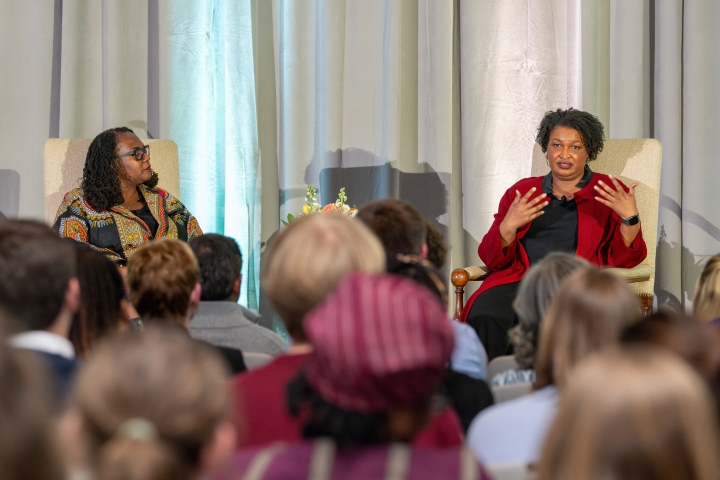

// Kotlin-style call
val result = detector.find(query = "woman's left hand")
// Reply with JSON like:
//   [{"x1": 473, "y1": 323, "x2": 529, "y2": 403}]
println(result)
[{"x1": 593, "y1": 175, "x2": 639, "y2": 220}]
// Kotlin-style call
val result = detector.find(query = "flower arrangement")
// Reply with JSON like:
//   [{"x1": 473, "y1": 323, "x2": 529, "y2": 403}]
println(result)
[{"x1": 282, "y1": 186, "x2": 357, "y2": 225}]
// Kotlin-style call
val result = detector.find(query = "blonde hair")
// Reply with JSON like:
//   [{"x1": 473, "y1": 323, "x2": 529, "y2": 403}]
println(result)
[
  {"x1": 537, "y1": 348, "x2": 720, "y2": 480},
  {"x1": 693, "y1": 253, "x2": 720, "y2": 322},
  {"x1": 71, "y1": 325, "x2": 230, "y2": 480},
  {"x1": 261, "y1": 213, "x2": 385, "y2": 341},
  {"x1": 534, "y1": 267, "x2": 641, "y2": 389},
  {"x1": 127, "y1": 238, "x2": 199, "y2": 324}
]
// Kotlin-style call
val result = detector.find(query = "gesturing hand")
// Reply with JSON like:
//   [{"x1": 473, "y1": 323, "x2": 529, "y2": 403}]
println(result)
[
  {"x1": 593, "y1": 175, "x2": 639, "y2": 220},
  {"x1": 499, "y1": 187, "x2": 549, "y2": 246}
]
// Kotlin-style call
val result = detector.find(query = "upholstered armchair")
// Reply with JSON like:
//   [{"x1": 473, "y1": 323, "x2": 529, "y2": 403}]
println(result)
[
  {"x1": 452, "y1": 139, "x2": 662, "y2": 319},
  {"x1": 43, "y1": 138, "x2": 181, "y2": 224}
]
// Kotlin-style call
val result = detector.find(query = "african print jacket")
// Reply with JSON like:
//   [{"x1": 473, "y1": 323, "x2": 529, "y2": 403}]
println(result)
[{"x1": 53, "y1": 185, "x2": 202, "y2": 265}]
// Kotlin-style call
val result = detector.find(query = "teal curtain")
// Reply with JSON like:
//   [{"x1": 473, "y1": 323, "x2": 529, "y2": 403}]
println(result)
[{"x1": 167, "y1": 0, "x2": 261, "y2": 310}]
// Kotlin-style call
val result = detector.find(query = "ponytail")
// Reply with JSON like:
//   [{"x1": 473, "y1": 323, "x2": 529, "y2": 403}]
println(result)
[{"x1": 95, "y1": 418, "x2": 199, "y2": 480}]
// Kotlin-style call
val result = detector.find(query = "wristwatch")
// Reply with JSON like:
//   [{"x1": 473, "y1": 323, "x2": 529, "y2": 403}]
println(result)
[{"x1": 621, "y1": 214, "x2": 640, "y2": 226}]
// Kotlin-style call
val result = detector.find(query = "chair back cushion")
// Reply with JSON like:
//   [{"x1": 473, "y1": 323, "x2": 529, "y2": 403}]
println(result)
[
  {"x1": 0, "y1": 169, "x2": 20, "y2": 218},
  {"x1": 487, "y1": 355, "x2": 520, "y2": 379},
  {"x1": 43, "y1": 138, "x2": 180, "y2": 223},
  {"x1": 532, "y1": 139, "x2": 662, "y2": 294}
]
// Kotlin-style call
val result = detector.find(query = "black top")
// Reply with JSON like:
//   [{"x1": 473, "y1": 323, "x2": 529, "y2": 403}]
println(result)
[
  {"x1": 131, "y1": 203, "x2": 159, "y2": 238},
  {"x1": 519, "y1": 165, "x2": 594, "y2": 265}
]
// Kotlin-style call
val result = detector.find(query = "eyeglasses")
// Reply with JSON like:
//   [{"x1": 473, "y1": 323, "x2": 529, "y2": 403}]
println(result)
[{"x1": 117, "y1": 145, "x2": 150, "y2": 161}]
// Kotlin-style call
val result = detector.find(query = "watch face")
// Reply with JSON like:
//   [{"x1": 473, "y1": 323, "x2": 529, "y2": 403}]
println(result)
[{"x1": 625, "y1": 215, "x2": 640, "y2": 226}]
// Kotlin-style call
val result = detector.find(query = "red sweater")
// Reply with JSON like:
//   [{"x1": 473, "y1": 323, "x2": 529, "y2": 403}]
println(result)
[
  {"x1": 461, "y1": 173, "x2": 647, "y2": 323},
  {"x1": 232, "y1": 353, "x2": 463, "y2": 449}
]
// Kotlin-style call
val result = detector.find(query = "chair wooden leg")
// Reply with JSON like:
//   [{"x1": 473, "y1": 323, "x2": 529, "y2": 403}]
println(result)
[{"x1": 638, "y1": 294, "x2": 653, "y2": 317}]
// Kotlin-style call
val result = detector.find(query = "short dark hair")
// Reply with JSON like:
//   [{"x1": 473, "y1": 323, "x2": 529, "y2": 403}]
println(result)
[
  {"x1": 0, "y1": 220, "x2": 76, "y2": 331},
  {"x1": 536, "y1": 108, "x2": 606, "y2": 161},
  {"x1": 356, "y1": 199, "x2": 426, "y2": 256},
  {"x1": 189, "y1": 234, "x2": 242, "y2": 301}
]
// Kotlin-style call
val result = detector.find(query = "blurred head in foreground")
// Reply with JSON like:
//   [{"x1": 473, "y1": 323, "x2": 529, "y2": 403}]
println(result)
[
  {"x1": 0, "y1": 343, "x2": 63, "y2": 480},
  {"x1": 621, "y1": 309, "x2": 720, "y2": 414},
  {"x1": 538, "y1": 348, "x2": 720, "y2": 480},
  {"x1": 356, "y1": 198, "x2": 427, "y2": 257},
  {"x1": 534, "y1": 267, "x2": 641, "y2": 389},
  {"x1": 288, "y1": 273, "x2": 454, "y2": 446},
  {"x1": 694, "y1": 253, "x2": 720, "y2": 322},
  {"x1": 0, "y1": 219, "x2": 78, "y2": 335},
  {"x1": 61, "y1": 325, "x2": 235, "y2": 480},
  {"x1": 261, "y1": 213, "x2": 385, "y2": 343},
  {"x1": 71, "y1": 246, "x2": 127, "y2": 357},
  {"x1": 509, "y1": 253, "x2": 590, "y2": 369}
]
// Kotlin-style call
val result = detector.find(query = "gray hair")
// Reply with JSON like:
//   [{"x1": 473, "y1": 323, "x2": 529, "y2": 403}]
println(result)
[{"x1": 509, "y1": 253, "x2": 590, "y2": 368}]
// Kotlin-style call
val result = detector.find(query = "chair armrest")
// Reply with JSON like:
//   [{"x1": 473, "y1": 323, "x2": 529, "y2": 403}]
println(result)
[
  {"x1": 451, "y1": 266, "x2": 490, "y2": 320},
  {"x1": 603, "y1": 264, "x2": 653, "y2": 284},
  {"x1": 451, "y1": 265, "x2": 490, "y2": 288}
]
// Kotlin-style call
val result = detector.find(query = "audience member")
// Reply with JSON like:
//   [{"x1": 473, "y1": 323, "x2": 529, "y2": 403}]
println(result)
[
  {"x1": 219, "y1": 273, "x2": 490, "y2": 480},
  {"x1": 126, "y1": 237, "x2": 246, "y2": 374},
  {"x1": 621, "y1": 310, "x2": 720, "y2": 411},
  {"x1": 356, "y1": 198, "x2": 428, "y2": 258},
  {"x1": 357, "y1": 198, "x2": 489, "y2": 381},
  {"x1": 70, "y1": 245, "x2": 128, "y2": 357},
  {"x1": 693, "y1": 253, "x2": 720, "y2": 322},
  {"x1": 424, "y1": 218, "x2": 448, "y2": 269},
  {"x1": 537, "y1": 348, "x2": 720, "y2": 480},
  {"x1": 188, "y1": 233, "x2": 286, "y2": 356},
  {"x1": 53, "y1": 127, "x2": 202, "y2": 265},
  {"x1": 60, "y1": 325, "x2": 236, "y2": 480},
  {"x1": 466, "y1": 267, "x2": 641, "y2": 466},
  {"x1": 493, "y1": 253, "x2": 589, "y2": 387},
  {"x1": 0, "y1": 342, "x2": 64, "y2": 480},
  {"x1": 232, "y1": 213, "x2": 385, "y2": 448},
  {"x1": 0, "y1": 219, "x2": 80, "y2": 398},
  {"x1": 386, "y1": 253, "x2": 494, "y2": 432}
]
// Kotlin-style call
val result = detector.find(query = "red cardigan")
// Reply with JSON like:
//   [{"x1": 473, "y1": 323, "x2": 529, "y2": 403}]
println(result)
[{"x1": 460, "y1": 173, "x2": 647, "y2": 323}]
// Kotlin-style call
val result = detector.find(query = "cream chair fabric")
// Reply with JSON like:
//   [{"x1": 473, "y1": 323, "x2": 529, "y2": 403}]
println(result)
[
  {"x1": 43, "y1": 138, "x2": 181, "y2": 224},
  {"x1": 531, "y1": 139, "x2": 662, "y2": 297},
  {"x1": 487, "y1": 355, "x2": 520, "y2": 380}
]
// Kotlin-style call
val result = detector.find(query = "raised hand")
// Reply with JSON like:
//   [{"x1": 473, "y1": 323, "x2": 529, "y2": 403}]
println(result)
[
  {"x1": 499, "y1": 187, "x2": 549, "y2": 246},
  {"x1": 593, "y1": 175, "x2": 639, "y2": 220}
]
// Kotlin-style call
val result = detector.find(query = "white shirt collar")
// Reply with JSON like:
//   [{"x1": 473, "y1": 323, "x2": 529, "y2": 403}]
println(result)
[{"x1": 8, "y1": 331, "x2": 75, "y2": 359}]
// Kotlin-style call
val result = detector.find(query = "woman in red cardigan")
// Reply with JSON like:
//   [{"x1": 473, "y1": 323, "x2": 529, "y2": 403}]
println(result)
[{"x1": 464, "y1": 109, "x2": 647, "y2": 359}]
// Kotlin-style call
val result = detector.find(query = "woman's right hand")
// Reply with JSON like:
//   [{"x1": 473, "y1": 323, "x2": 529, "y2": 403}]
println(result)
[{"x1": 499, "y1": 187, "x2": 549, "y2": 246}]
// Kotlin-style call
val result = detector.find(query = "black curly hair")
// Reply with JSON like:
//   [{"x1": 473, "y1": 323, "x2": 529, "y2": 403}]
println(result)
[
  {"x1": 81, "y1": 127, "x2": 159, "y2": 211},
  {"x1": 535, "y1": 108, "x2": 605, "y2": 161}
]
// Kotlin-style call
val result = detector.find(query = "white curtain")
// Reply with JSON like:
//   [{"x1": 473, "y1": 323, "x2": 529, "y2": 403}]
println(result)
[
  {"x1": 582, "y1": 0, "x2": 720, "y2": 309},
  {"x1": 254, "y1": 0, "x2": 460, "y2": 292}
]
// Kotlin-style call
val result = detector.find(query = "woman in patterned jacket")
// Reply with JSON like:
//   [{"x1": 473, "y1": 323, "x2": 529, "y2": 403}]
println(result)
[{"x1": 54, "y1": 127, "x2": 202, "y2": 265}]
